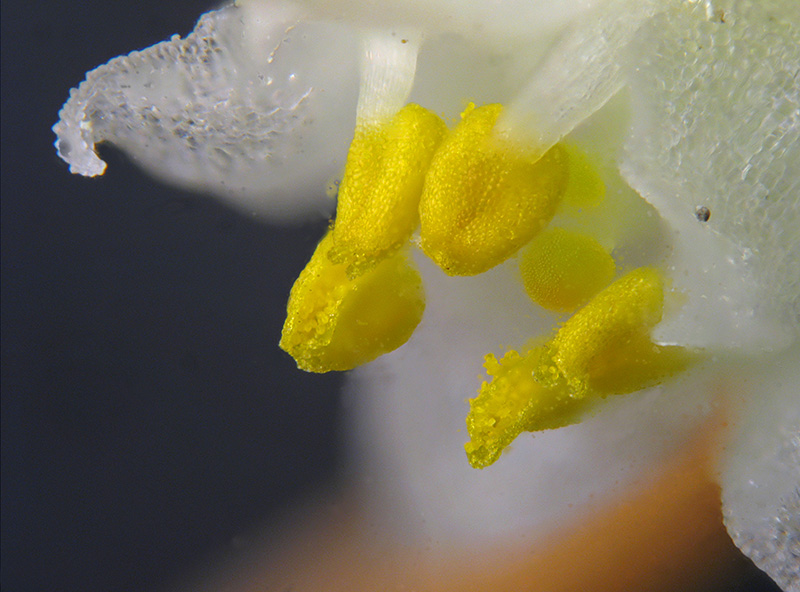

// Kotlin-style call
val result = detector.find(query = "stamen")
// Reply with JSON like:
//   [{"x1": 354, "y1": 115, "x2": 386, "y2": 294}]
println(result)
[
  {"x1": 280, "y1": 231, "x2": 425, "y2": 372},
  {"x1": 329, "y1": 103, "x2": 447, "y2": 277},
  {"x1": 519, "y1": 228, "x2": 615, "y2": 312},
  {"x1": 420, "y1": 103, "x2": 568, "y2": 276},
  {"x1": 467, "y1": 267, "x2": 697, "y2": 468},
  {"x1": 280, "y1": 31, "x2": 432, "y2": 370},
  {"x1": 536, "y1": 267, "x2": 666, "y2": 396}
]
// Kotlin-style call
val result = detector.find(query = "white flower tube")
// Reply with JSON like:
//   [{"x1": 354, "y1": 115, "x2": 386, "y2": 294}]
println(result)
[{"x1": 55, "y1": 0, "x2": 799, "y2": 589}]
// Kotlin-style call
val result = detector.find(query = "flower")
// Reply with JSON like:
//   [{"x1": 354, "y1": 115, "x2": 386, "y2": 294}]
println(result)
[{"x1": 54, "y1": 0, "x2": 799, "y2": 589}]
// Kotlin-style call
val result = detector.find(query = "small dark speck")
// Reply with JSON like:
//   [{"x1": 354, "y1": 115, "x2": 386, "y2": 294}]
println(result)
[
  {"x1": 401, "y1": 39, "x2": 408, "y2": 44},
  {"x1": 695, "y1": 206, "x2": 711, "y2": 222}
]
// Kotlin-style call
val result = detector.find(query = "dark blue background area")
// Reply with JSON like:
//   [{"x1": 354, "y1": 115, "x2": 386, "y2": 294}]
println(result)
[
  {"x1": 2, "y1": 3, "x2": 342, "y2": 591},
  {"x1": 0, "y1": 2, "x2": 785, "y2": 592}
]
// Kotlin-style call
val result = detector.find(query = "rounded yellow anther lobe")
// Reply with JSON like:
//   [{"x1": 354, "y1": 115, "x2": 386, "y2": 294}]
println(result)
[
  {"x1": 280, "y1": 231, "x2": 425, "y2": 373},
  {"x1": 520, "y1": 228, "x2": 615, "y2": 312},
  {"x1": 419, "y1": 103, "x2": 568, "y2": 276},
  {"x1": 329, "y1": 103, "x2": 447, "y2": 277},
  {"x1": 537, "y1": 267, "x2": 665, "y2": 396}
]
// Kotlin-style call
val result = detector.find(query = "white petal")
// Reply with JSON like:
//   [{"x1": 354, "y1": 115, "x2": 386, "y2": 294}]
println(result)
[
  {"x1": 719, "y1": 345, "x2": 800, "y2": 590},
  {"x1": 620, "y1": 0, "x2": 800, "y2": 351},
  {"x1": 53, "y1": 3, "x2": 360, "y2": 220},
  {"x1": 294, "y1": 0, "x2": 604, "y2": 48}
]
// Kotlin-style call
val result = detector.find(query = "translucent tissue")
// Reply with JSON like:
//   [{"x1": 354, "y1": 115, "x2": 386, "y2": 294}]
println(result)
[{"x1": 53, "y1": 3, "x2": 360, "y2": 219}]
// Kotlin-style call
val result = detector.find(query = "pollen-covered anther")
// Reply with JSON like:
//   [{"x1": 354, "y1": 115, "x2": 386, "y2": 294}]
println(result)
[
  {"x1": 329, "y1": 103, "x2": 447, "y2": 277},
  {"x1": 536, "y1": 267, "x2": 671, "y2": 396},
  {"x1": 519, "y1": 227, "x2": 615, "y2": 312},
  {"x1": 280, "y1": 231, "x2": 425, "y2": 373},
  {"x1": 467, "y1": 267, "x2": 698, "y2": 469},
  {"x1": 419, "y1": 103, "x2": 568, "y2": 276},
  {"x1": 465, "y1": 346, "x2": 588, "y2": 469}
]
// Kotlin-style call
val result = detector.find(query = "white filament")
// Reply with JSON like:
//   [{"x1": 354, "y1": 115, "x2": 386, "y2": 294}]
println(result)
[{"x1": 355, "y1": 31, "x2": 421, "y2": 127}]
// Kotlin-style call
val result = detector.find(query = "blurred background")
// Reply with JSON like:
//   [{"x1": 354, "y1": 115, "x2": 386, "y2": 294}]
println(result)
[
  {"x1": 0, "y1": 2, "x2": 784, "y2": 591},
  {"x1": 2, "y1": 2, "x2": 343, "y2": 591}
]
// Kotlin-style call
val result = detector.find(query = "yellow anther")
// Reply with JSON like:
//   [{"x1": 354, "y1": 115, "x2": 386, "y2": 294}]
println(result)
[
  {"x1": 536, "y1": 267, "x2": 665, "y2": 396},
  {"x1": 560, "y1": 143, "x2": 606, "y2": 210},
  {"x1": 280, "y1": 231, "x2": 425, "y2": 373},
  {"x1": 465, "y1": 346, "x2": 589, "y2": 469},
  {"x1": 419, "y1": 103, "x2": 568, "y2": 276},
  {"x1": 586, "y1": 331, "x2": 698, "y2": 395},
  {"x1": 519, "y1": 227, "x2": 615, "y2": 312},
  {"x1": 466, "y1": 267, "x2": 697, "y2": 468},
  {"x1": 329, "y1": 103, "x2": 447, "y2": 277}
]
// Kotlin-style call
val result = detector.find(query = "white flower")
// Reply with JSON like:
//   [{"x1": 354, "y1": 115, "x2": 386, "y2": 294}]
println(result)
[{"x1": 54, "y1": 0, "x2": 799, "y2": 589}]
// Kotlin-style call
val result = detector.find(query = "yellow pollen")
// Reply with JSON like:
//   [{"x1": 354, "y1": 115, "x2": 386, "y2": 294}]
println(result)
[
  {"x1": 280, "y1": 231, "x2": 425, "y2": 373},
  {"x1": 276, "y1": 100, "x2": 695, "y2": 468},
  {"x1": 329, "y1": 103, "x2": 447, "y2": 277},
  {"x1": 519, "y1": 227, "x2": 615, "y2": 312},
  {"x1": 536, "y1": 267, "x2": 666, "y2": 396},
  {"x1": 465, "y1": 346, "x2": 589, "y2": 469},
  {"x1": 466, "y1": 268, "x2": 697, "y2": 468},
  {"x1": 419, "y1": 103, "x2": 568, "y2": 276}
]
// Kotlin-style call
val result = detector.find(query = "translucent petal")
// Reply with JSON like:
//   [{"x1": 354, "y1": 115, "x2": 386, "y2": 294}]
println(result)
[
  {"x1": 620, "y1": 0, "x2": 800, "y2": 351},
  {"x1": 293, "y1": 0, "x2": 604, "y2": 48},
  {"x1": 719, "y1": 345, "x2": 800, "y2": 591},
  {"x1": 53, "y1": 3, "x2": 360, "y2": 219}
]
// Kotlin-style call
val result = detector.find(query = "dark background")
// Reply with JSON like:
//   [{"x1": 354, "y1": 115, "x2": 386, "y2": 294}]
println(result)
[
  {"x1": 2, "y1": 2, "x2": 342, "y2": 591},
  {"x1": 0, "y1": 2, "x2": 784, "y2": 592}
]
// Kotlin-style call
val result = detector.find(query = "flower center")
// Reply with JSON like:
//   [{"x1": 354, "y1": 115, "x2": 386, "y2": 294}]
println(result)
[{"x1": 280, "y1": 101, "x2": 697, "y2": 467}]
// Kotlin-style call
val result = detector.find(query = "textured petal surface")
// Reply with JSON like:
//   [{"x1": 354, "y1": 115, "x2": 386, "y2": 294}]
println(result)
[
  {"x1": 54, "y1": 3, "x2": 360, "y2": 219},
  {"x1": 719, "y1": 345, "x2": 800, "y2": 591},
  {"x1": 621, "y1": 0, "x2": 800, "y2": 350}
]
